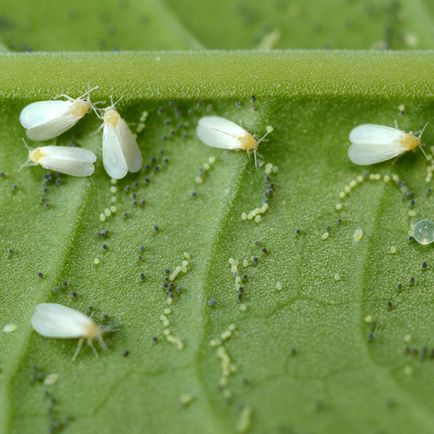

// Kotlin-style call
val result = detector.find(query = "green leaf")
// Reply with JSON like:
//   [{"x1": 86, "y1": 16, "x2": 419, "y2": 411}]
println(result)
[
  {"x1": 0, "y1": 51, "x2": 434, "y2": 434},
  {"x1": 0, "y1": 0, "x2": 433, "y2": 51}
]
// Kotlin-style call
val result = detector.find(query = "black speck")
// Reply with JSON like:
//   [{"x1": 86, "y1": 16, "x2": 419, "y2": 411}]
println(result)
[
  {"x1": 208, "y1": 299, "x2": 217, "y2": 307},
  {"x1": 123, "y1": 350, "x2": 130, "y2": 358}
]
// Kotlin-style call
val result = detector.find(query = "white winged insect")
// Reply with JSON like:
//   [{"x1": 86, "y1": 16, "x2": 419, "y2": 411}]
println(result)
[
  {"x1": 196, "y1": 116, "x2": 273, "y2": 167},
  {"x1": 348, "y1": 123, "x2": 428, "y2": 166},
  {"x1": 31, "y1": 303, "x2": 110, "y2": 361},
  {"x1": 19, "y1": 86, "x2": 99, "y2": 141},
  {"x1": 99, "y1": 101, "x2": 143, "y2": 179},
  {"x1": 21, "y1": 140, "x2": 96, "y2": 177}
]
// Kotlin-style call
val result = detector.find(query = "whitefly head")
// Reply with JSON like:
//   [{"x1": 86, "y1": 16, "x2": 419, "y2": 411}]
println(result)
[
  {"x1": 103, "y1": 106, "x2": 121, "y2": 127},
  {"x1": 28, "y1": 147, "x2": 44, "y2": 164}
]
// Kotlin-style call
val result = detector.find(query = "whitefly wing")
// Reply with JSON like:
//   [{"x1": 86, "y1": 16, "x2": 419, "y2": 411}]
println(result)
[
  {"x1": 20, "y1": 101, "x2": 73, "y2": 129},
  {"x1": 117, "y1": 118, "x2": 142, "y2": 173},
  {"x1": 26, "y1": 113, "x2": 82, "y2": 141},
  {"x1": 41, "y1": 146, "x2": 97, "y2": 163},
  {"x1": 38, "y1": 146, "x2": 96, "y2": 176},
  {"x1": 348, "y1": 124, "x2": 407, "y2": 165},
  {"x1": 350, "y1": 124, "x2": 404, "y2": 145},
  {"x1": 31, "y1": 303, "x2": 93, "y2": 338},
  {"x1": 39, "y1": 156, "x2": 95, "y2": 177},
  {"x1": 103, "y1": 123, "x2": 128, "y2": 179},
  {"x1": 197, "y1": 116, "x2": 247, "y2": 150}
]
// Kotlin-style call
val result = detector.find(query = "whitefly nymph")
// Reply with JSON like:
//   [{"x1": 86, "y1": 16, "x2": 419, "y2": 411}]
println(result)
[
  {"x1": 31, "y1": 303, "x2": 109, "y2": 361},
  {"x1": 196, "y1": 116, "x2": 273, "y2": 166},
  {"x1": 19, "y1": 86, "x2": 99, "y2": 141},
  {"x1": 348, "y1": 123, "x2": 428, "y2": 165},
  {"x1": 22, "y1": 141, "x2": 96, "y2": 177}
]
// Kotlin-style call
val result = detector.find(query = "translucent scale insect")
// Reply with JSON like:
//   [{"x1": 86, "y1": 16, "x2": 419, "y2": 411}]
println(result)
[
  {"x1": 31, "y1": 303, "x2": 109, "y2": 361},
  {"x1": 21, "y1": 140, "x2": 96, "y2": 177},
  {"x1": 348, "y1": 123, "x2": 428, "y2": 166},
  {"x1": 19, "y1": 86, "x2": 99, "y2": 141},
  {"x1": 196, "y1": 116, "x2": 273, "y2": 166}
]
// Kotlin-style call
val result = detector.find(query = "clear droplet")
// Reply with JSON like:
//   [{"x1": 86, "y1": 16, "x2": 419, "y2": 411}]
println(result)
[{"x1": 413, "y1": 219, "x2": 434, "y2": 245}]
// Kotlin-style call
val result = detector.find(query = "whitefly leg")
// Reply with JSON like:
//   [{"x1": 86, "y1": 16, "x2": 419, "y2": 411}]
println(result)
[{"x1": 72, "y1": 338, "x2": 85, "y2": 361}]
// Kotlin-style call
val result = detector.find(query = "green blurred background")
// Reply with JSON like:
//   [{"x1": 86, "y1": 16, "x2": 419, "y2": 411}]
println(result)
[{"x1": 0, "y1": 0, "x2": 432, "y2": 51}]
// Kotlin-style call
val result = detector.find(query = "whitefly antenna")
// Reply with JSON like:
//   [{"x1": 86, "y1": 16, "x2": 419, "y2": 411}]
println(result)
[
  {"x1": 418, "y1": 122, "x2": 429, "y2": 138},
  {"x1": 18, "y1": 138, "x2": 33, "y2": 171},
  {"x1": 257, "y1": 125, "x2": 274, "y2": 144},
  {"x1": 79, "y1": 85, "x2": 100, "y2": 100},
  {"x1": 418, "y1": 122, "x2": 430, "y2": 161},
  {"x1": 110, "y1": 95, "x2": 123, "y2": 108}
]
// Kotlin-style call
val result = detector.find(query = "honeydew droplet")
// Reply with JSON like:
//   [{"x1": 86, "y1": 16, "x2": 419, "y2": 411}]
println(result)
[{"x1": 413, "y1": 219, "x2": 434, "y2": 245}]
